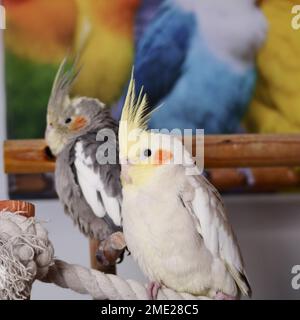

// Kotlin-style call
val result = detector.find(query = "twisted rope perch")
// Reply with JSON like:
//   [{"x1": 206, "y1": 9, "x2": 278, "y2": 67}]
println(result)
[
  {"x1": 42, "y1": 260, "x2": 207, "y2": 300},
  {"x1": 0, "y1": 211, "x2": 208, "y2": 300}
]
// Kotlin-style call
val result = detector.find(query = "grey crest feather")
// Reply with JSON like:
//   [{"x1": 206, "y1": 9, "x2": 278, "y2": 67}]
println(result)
[{"x1": 48, "y1": 56, "x2": 81, "y2": 111}]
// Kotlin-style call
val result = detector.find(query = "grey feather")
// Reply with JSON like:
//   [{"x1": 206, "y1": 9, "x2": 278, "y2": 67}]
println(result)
[
  {"x1": 48, "y1": 57, "x2": 81, "y2": 111},
  {"x1": 55, "y1": 113, "x2": 122, "y2": 240}
]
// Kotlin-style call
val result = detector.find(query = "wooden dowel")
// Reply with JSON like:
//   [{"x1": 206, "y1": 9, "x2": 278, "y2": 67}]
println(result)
[
  {"x1": 202, "y1": 134, "x2": 300, "y2": 168},
  {"x1": 208, "y1": 167, "x2": 300, "y2": 192},
  {"x1": 4, "y1": 134, "x2": 300, "y2": 174},
  {"x1": 4, "y1": 139, "x2": 55, "y2": 174}
]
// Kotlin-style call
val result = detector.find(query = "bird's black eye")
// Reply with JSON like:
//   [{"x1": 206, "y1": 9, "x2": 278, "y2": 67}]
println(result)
[
  {"x1": 65, "y1": 118, "x2": 72, "y2": 124},
  {"x1": 143, "y1": 149, "x2": 152, "y2": 158}
]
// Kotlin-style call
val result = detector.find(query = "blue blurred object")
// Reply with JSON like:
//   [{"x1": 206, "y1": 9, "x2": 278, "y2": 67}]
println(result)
[
  {"x1": 114, "y1": 0, "x2": 267, "y2": 134},
  {"x1": 135, "y1": 0, "x2": 162, "y2": 44}
]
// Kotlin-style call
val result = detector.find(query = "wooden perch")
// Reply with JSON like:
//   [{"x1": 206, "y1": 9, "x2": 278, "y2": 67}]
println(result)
[
  {"x1": 4, "y1": 139, "x2": 55, "y2": 174},
  {"x1": 210, "y1": 167, "x2": 300, "y2": 192},
  {"x1": 201, "y1": 134, "x2": 300, "y2": 168},
  {"x1": 4, "y1": 134, "x2": 300, "y2": 174}
]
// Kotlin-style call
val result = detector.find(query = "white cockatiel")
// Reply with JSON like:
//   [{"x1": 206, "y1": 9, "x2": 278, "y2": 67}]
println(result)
[{"x1": 118, "y1": 77, "x2": 251, "y2": 299}]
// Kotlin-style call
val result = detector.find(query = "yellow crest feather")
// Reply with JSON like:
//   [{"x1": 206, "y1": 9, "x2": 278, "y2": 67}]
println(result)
[
  {"x1": 119, "y1": 72, "x2": 157, "y2": 157},
  {"x1": 120, "y1": 72, "x2": 151, "y2": 132}
]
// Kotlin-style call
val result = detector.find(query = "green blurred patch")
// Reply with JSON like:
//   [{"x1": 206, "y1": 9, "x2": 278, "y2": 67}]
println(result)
[{"x1": 6, "y1": 50, "x2": 58, "y2": 139}]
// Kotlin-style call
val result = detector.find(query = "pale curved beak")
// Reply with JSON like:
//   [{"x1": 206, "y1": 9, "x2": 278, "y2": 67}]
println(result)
[{"x1": 44, "y1": 127, "x2": 62, "y2": 156}]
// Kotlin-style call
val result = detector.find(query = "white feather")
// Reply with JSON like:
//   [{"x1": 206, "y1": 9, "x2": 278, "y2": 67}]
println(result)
[
  {"x1": 182, "y1": 166, "x2": 250, "y2": 296},
  {"x1": 74, "y1": 142, "x2": 121, "y2": 226},
  {"x1": 188, "y1": 176, "x2": 244, "y2": 272}
]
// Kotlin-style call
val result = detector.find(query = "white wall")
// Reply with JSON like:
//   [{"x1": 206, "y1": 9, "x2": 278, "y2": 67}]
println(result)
[
  {"x1": 1, "y1": 28, "x2": 300, "y2": 301},
  {"x1": 227, "y1": 194, "x2": 300, "y2": 300}
]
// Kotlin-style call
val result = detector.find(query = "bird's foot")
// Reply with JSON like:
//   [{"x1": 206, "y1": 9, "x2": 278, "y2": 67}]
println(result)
[
  {"x1": 96, "y1": 232, "x2": 126, "y2": 266},
  {"x1": 214, "y1": 291, "x2": 237, "y2": 300},
  {"x1": 147, "y1": 282, "x2": 161, "y2": 300},
  {"x1": 237, "y1": 168, "x2": 256, "y2": 187}
]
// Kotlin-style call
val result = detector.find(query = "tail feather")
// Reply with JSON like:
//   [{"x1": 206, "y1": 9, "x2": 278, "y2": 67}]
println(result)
[{"x1": 228, "y1": 265, "x2": 252, "y2": 297}]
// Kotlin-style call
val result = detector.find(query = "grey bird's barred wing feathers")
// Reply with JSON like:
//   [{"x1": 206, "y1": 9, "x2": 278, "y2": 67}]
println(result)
[
  {"x1": 55, "y1": 142, "x2": 117, "y2": 240},
  {"x1": 74, "y1": 140, "x2": 122, "y2": 227},
  {"x1": 55, "y1": 112, "x2": 122, "y2": 240},
  {"x1": 180, "y1": 173, "x2": 251, "y2": 297}
]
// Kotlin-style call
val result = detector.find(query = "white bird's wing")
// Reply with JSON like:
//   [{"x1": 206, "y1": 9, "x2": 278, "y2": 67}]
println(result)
[
  {"x1": 180, "y1": 172, "x2": 251, "y2": 296},
  {"x1": 74, "y1": 141, "x2": 122, "y2": 227}
]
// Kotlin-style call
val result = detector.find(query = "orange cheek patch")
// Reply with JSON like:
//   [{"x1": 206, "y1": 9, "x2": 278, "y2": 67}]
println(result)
[
  {"x1": 154, "y1": 149, "x2": 173, "y2": 165},
  {"x1": 70, "y1": 116, "x2": 87, "y2": 131}
]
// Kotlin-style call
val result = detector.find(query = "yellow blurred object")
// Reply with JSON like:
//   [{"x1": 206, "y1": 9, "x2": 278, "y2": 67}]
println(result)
[
  {"x1": 245, "y1": 0, "x2": 300, "y2": 133},
  {"x1": 5, "y1": 0, "x2": 140, "y2": 105},
  {"x1": 4, "y1": 0, "x2": 76, "y2": 64},
  {"x1": 71, "y1": 0, "x2": 141, "y2": 105}
]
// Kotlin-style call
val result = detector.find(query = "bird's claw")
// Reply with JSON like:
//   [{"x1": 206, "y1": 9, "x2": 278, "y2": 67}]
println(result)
[
  {"x1": 96, "y1": 232, "x2": 126, "y2": 266},
  {"x1": 147, "y1": 282, "x2": 161, "y2": 300},
  {"x1": 214, "y1": 291, "x2": 237, "y2": 300}
]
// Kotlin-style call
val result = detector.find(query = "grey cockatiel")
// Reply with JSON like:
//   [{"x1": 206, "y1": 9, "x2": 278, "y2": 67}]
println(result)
[
  {"x1": 45, "y1": 58, "x2": 123, "y2": 258},
  {"x1": 118, "y1": 77, "x2": 251, "y2": 299}
]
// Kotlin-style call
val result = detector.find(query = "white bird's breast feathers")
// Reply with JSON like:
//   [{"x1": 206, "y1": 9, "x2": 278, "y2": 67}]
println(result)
[
  {"x1": 121, "y1": 184, "x2": 214, "y2": 294},
  {"x1": 121, "y1": 171, "x2": 244, "y2": 296}
]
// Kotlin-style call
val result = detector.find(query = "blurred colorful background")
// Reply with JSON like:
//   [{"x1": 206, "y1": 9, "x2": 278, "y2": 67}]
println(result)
[
  {"x1": 4, "y1": 0, "x2": 141, "y2": 139},
  {"x1": 4, "y1": 0, "x2": 142, "y2": 197},
  {"x1": 3, "y1": 0, "x2": 300, "y2": 197}
]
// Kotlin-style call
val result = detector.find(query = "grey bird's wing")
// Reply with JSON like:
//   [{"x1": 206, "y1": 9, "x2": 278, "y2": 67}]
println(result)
[
  {"x1": 179, "y1": 172, "x2": 251, "y2": 297},
  {"x1": 55, "y1": 129, "x2": 122, "y2": 241},
  {"x1": 74, "y1": 131, "x2": 122, "y2": 227}
]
